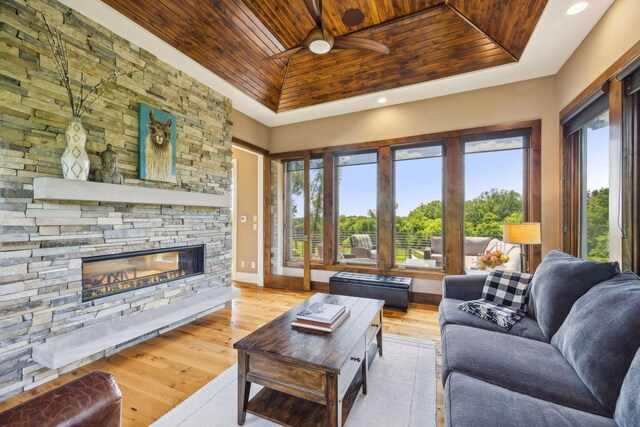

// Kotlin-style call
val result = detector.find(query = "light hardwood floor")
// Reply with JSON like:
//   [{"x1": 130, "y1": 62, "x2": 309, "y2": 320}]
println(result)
[{"x1": 0, "y1": 283, "x2": 444, "y2": 426}]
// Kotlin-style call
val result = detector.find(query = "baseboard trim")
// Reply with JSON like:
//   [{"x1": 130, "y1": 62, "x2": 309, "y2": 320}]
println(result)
[
  {"x1": 411, "y1": 292, "x2": 441, "y2": 305},
  {"x1": 235, "y1": 272, "x2": 262, "y2": 285}
]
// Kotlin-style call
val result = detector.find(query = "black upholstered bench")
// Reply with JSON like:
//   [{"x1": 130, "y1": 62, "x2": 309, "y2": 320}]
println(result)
[{"x1": 329, "y1": 272, "x2": 413, "y2": 311}]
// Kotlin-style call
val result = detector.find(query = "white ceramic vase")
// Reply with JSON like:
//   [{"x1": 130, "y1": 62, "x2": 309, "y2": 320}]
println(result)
[{"x1": 61, "y1": 116, "x2": 90, "y2": 180}]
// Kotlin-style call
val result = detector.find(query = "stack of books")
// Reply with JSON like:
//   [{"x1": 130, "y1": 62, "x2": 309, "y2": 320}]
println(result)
[{"x1": 292, "y1": 302, "x2": 350, "y2": 333}]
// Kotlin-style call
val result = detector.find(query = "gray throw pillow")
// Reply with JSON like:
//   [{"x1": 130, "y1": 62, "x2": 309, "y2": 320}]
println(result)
[
  {"x1": 528, "y1": 250, "x2": 619, "y2": 339},
  {"x1": 552, "y1": 272, "x2": 640, "y2": 414}
]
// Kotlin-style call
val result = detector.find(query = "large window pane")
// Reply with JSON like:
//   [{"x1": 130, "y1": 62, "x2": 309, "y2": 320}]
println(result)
[
  {"x1": 269, "y1": 160, "x2": 282, "y2": 274},
  {"x1": 581, "y1": 110, "x2": 610, "y2": 261},
  {"x1": 284, "y1": 159, "x2": 304, "y2": 265},
  {"x1": 337, "y1": 152, "x2": 378, "y2": 265},
  {"x1": 464, "y1": 135, "x2": 526, "y2": 271},
  {"x1": 393, "y1": 144, "x2": 444, "y2": 269},
  {"x1": 309, "y1": 158, "x2": 323, "y2": 262}
]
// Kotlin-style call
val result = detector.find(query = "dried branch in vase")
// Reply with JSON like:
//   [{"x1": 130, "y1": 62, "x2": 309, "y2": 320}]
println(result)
[{"x1": 40, "y1": 11, "x2": 140, "y2": 118}]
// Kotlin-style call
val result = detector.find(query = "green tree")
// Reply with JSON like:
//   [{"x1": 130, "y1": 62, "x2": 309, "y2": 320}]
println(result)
[
  {"x1": 464, "y1": 189, "x2": 522, "y2": 238},
  {"x1": 586, "y1": 188, "x2": 609, "y2": 261}
]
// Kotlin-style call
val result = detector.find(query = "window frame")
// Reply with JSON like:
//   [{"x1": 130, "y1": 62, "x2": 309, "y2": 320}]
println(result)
[
  {"x1": 461, "y1": 129, "x2": 532, "y2": 271},
  {"x1": 561, "y1": 91, "x2": 612, "y2": 261},
  {"x1": 265, "y1": 120, "x2": 541, "y2": 288},
  {"x1": 391, "y1": 140, "x2": 446, "y2": 270},
  {"x1": 333, "y1": 149, "x2": 380, "y2": 267},
  {"x1": 282, "y1": 157, "x2": 305, "y2": 267}
]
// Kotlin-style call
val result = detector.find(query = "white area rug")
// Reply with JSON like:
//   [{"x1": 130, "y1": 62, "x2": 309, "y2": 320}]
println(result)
[{"x1": 153, "y1": 334, "x2": 436, "y2": 427}]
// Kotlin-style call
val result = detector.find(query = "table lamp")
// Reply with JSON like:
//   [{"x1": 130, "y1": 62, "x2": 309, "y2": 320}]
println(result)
[{"x1": 503, "y1": 222, "x2": 541, "y2": 273}]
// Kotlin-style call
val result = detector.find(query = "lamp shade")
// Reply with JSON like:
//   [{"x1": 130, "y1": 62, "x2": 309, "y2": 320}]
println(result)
[{"x1": 503, "y1": 222, "x2": 541, "y2": 245}]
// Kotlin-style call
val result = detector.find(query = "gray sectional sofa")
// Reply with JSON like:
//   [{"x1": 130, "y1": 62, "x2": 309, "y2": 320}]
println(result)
[{"x1": 440, "y1": 250, "x2": 640, "y2": 427}]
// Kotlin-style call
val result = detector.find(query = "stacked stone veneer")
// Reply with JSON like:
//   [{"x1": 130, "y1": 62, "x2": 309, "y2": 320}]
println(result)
[{"x1": 0, "y1": 0, "x2": 233, "y2": 399}]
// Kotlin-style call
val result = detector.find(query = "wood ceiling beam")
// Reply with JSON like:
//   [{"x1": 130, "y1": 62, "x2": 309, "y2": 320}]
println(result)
[
  {"x1": 277, "y1": 56, "x2": 293, "y2": 112},
  {"x1": 446, "y1": 3, "x2": 519, "y2": 62}
]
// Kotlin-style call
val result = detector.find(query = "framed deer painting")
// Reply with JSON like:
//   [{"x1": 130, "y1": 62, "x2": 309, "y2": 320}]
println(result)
[{"x1": 139, "y1": 103, "x2": 177, "y2": 183}]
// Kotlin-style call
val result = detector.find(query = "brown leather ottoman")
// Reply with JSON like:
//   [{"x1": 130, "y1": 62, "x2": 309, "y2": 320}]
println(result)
[{"x1": 0, "y1": 371, "x2": 122, "y2": 427}]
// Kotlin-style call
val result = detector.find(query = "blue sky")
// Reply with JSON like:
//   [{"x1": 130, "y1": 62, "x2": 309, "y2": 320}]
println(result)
[
  {"x1": 296, "y1": 122, "x2": 610, "y2": 218},
  {"x1": 585, "y1": 114, "x2": 610, "y2": 192},
  {"x1": 338, "y1": 150, "x2": 524, "y2": 217}
]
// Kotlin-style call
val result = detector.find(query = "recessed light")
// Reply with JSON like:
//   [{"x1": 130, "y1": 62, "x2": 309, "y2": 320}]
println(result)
[
  {"x1": 377, "y1": 97, "x2": 387, "y2": 104},
  {"x1": 566, "y1": 2, "x2": 588, "y2": 15}
]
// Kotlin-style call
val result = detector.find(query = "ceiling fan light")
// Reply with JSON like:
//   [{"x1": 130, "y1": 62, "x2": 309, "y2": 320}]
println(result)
[
  {"x1": 309, "y1": 39, "x2": 332, "y2": 54},
  {"x1": 566, "y1": 2, "x2": 588, "y2": 15}
]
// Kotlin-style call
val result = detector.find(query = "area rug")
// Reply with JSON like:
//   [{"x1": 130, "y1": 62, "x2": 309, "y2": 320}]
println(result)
[{"x1": 153, "y1": 334, "x2": 436, "y2": 427}]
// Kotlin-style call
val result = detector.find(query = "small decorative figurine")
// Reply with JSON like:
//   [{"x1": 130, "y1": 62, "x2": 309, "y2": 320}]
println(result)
[{"x1": 96, "y1": 144, "x2": 124, "y2": 184}]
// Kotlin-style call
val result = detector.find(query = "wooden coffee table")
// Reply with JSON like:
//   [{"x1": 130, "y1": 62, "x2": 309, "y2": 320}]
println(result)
[{"x1": 234, "y1": 293, "x2": 384, "y2": 427}]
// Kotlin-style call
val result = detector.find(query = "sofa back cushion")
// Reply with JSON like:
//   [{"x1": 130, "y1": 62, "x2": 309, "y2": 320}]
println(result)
[
  {"x1": 350, "y1": 234, "x2": 372, "y2": 250},
  {"x1": 528, "y1": 250, "x2": 620, "y2": 339},
  {"x1": 615, "y1": 348, "x2": 640, "y2": 427},
  {"x1": 429, "y1": 236, "x2": 443, "y2": 254},
  {"x1": 464, "y1": 237, "x2": 491, "y2": 256},
  {"x1": 552, "y1": 271, "x2": 640, "y2": 414}
]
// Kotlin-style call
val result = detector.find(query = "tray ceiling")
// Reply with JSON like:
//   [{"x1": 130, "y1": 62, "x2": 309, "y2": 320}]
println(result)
[{"x1": 102, "y1": 0, "x2": 547, "y2": 112}]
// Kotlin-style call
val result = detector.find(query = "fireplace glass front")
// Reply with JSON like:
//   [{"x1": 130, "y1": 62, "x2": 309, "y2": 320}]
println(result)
[{"x1": 82, "y1": 245, "x2": 204, "y2": 301}]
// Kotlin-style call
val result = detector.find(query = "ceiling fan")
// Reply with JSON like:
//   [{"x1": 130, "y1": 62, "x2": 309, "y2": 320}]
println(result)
[{"x1": 269, "y1": 0, "x2": 390, "y2": 60}]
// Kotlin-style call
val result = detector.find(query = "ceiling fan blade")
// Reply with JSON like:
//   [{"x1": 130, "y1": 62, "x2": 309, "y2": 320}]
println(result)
[
  {"x1": 268, "y1": 46, "x2": 304, "y2": 60},
  {"x1": 303, "y1": 0, "x2": 322, "y2": 27},
  {"x1": 333, "y1": 37, "x2": 390, "y2": 55}
]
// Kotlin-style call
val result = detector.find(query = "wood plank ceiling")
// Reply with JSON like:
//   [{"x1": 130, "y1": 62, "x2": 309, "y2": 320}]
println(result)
[{"x1": 101, "y1": 0, "x2": 547, "y2": 112}]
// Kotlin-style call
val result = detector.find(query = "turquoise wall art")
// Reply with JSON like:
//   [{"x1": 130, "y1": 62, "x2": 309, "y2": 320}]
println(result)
[{"x1": 139, "y1": 103, "x2": 177, "y2": 183}]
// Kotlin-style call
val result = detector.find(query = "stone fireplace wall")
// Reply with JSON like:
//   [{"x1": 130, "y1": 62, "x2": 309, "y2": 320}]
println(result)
[{"x1": 0, "y1": 0, "x2": 232, "y2": 399}]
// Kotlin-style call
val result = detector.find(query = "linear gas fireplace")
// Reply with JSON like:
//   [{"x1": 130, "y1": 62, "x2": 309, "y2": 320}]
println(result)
[{"x1": 82, "y1": 245, "x2": 205, "y2": 301}]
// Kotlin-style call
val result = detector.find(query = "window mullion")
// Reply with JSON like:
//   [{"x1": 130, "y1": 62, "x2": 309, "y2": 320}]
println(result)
[{"x1": 377, "y1": 146, "x2": 393, "y2": 270}]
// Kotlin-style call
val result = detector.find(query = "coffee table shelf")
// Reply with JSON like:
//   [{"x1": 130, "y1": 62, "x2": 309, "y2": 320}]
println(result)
[{"x1": 247, "y1": 367, "x2": 364, "y2": 427}]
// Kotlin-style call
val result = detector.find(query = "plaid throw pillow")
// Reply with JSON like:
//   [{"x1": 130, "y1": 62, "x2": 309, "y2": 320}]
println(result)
[
  {"x1": 458, "y1": 300, "x2": 525, "y2": 330},
  {"x1": 481, "y1": 270, "x2": 533, "y2": 311}
]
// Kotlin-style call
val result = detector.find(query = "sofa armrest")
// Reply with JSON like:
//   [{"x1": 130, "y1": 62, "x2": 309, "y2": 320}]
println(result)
[
  {"x1": 442, "y1": 275, "x2": 486, "y2": 300},
  {"x1": 0, "y1": 371, "x2": 122, "y2": 427},
  {"x1": 351, "y1": 247, "x2": 370, "y2": 259}
]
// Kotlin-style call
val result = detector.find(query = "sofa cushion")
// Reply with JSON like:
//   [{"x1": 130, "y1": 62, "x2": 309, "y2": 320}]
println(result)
[
  {"x1": 464, "y1": 236, "x2": 491, "y2": 256},
  {"x1": 445, "y1": 372, "x2": 617, "y2": 427},
  {"x1": 439, "y1": 299, "x2": 547, "y2": 342},
  {"x1": 441, "y1": 324, "x2": 609, "y2": 416},
  {"x1": 614, "y1": 349, "x2": 640, "y2": 427},
  {"x1": 552, "y1": 271, "x2": 640, "y2": 414},
  {"x1": 527, "y1": 250, "x2": 620, "y2": 339}
]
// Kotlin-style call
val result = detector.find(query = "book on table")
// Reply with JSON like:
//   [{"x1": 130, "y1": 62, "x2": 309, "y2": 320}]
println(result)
[
  {"x1": 292, "y1": 308, "x2": 350, "y2": 333},
  {"x1": 296, "y1": 302, "x2": 346, "y2": 324}
]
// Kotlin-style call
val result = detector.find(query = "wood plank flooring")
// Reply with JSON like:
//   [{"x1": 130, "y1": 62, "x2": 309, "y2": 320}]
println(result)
[{"x1": 0, "y1": 283, "x2": 444, "y2": 426}]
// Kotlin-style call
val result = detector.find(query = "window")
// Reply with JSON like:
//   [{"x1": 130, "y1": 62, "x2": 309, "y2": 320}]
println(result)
[
  {"x1": 463, "y1": 132, "x2": 528, "y2": 271},
  {"x1": 393, "y1": 143, "x2": 444, "y2": 269},
  {"x1": 579, "y1": 110, "x2": 610, "y2": 261},
  {"x1": 309, "y1": 158, "x2": 323, "y2": 262},
  {"x1": 562, "y1": 91, "x2": 621, "y2": 264},
  {"x1": 283, "y1": 159, "x2": 304, "y2": 265},
  {"x1": 336, "y1": 152, "x2": 378, "y2": 265},
  {"x1": 266, "y1": 121, "x2": 541, "y2": 286},
  {"x1": 269, "y1": 160, "x2": 282, "y2": 275}
]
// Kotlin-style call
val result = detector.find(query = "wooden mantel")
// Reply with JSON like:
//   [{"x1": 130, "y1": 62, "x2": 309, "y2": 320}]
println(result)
[{"x1": 33, "y1": 177, "x2": 231, "y2": 208}]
